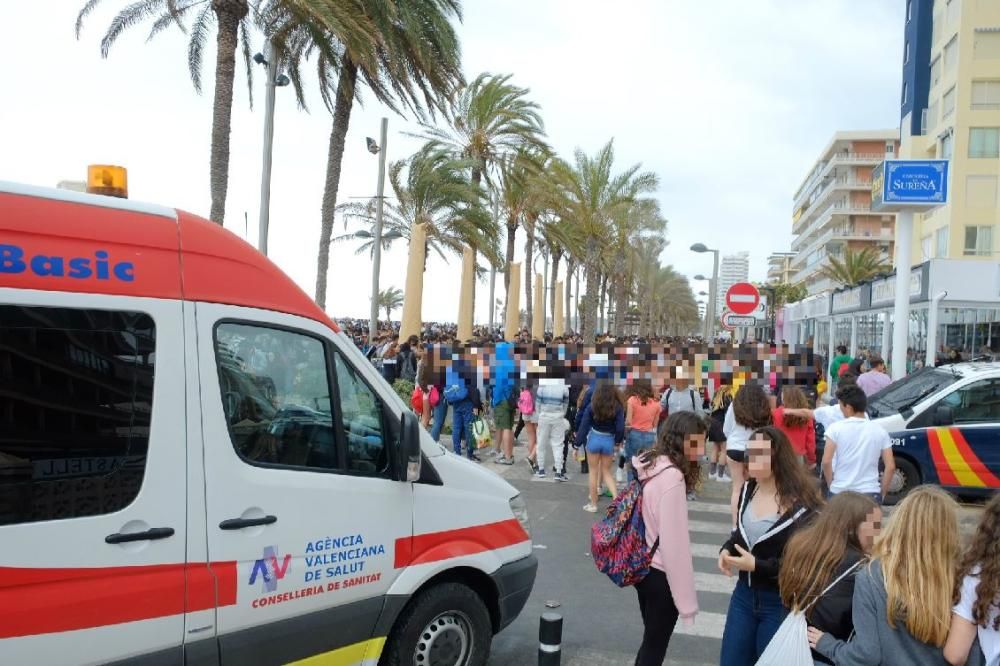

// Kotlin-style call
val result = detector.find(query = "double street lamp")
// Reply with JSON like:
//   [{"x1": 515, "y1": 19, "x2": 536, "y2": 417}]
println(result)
[{"x1": 691, "y1": 243, "x2": 720, "y2": 340}]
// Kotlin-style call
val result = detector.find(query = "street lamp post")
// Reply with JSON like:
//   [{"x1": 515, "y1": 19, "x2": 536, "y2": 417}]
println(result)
[
  {"x1": 691, "y1": 243, "x2": 720, "y2": 341},
  {"x1": 368, "y1": 118, "x2": 389, "y2": 344},
  {"x1": 253, "y1": 43, "x2": 290, "y2": 256}
]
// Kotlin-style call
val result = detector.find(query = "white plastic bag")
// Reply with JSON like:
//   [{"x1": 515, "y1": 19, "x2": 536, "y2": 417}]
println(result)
[
  {"x1": 756, "y1": 560, "x2": 862, "y2": 666},
  {"x1": 755, "y1": 611, "x2": 812, "y2": 666}
]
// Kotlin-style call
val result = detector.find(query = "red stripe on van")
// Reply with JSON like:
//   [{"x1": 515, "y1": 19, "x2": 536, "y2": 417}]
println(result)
[
  {"x1": 394, "y1": 519, "x2": 530, "y2": 569},
  {"x1": 0, "y1": 561, "x2": 238, "y2": 639}
]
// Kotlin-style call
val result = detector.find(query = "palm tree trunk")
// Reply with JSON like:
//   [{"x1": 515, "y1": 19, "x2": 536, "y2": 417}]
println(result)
[
  {"x1": 207, "y1": 2, "x2": 247, "y2": 225},
  {"x1": 549, "y1": 248, "x2": 562, "y2": 325},
  {"x1": 523, "y1": 214, "x2": 536, "y2": 331},
  {"x1": 565, "y1": 257, "x2": 574, "y2": 333},
  {"x1": 598, "y1": 273, "x2": 608, "y2": 334},
  {"x1": 582, "y1": 239, "x2": 601, "y2": 339},
  {"x1": 612, "y1": 258, "x2": 628, "y2": 337},
  {"x1": 504, "y1": 217, "x2": 517, "y2": 295},
  {"x1": 314, "y1": 55, "x2": 358, "y2": 309}
]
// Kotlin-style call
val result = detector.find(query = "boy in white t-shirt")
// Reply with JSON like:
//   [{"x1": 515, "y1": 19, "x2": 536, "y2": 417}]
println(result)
[{"x1": 821, "y1": 384, "x2": 895, "y2": 503}]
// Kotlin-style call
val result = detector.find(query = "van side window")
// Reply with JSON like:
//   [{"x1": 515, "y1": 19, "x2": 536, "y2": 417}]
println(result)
[
  {"x1": 215, "y1": 323, "x2": 337, "y2": 470},
  {"x1": 0, "y1": 305, "x2": 154, "y2": 526},
  {"x1": 332, "y1": 351, "x2": 389, "y2": 476}
]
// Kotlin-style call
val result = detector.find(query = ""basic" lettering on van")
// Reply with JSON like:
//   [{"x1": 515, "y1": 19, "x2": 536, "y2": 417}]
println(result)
[{"x1": 0, "y1": 244, "x2": 135, "y2": 282}]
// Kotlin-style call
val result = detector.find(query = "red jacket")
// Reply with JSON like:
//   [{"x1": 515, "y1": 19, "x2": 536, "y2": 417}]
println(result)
[{"x1": 772, "y1": 407, "x2": 816, "y2": 465}]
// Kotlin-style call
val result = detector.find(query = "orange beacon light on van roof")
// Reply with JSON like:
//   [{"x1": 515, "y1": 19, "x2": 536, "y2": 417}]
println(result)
[{"x1": 86, "y1": 164, "x2": 128, "y2": 199}]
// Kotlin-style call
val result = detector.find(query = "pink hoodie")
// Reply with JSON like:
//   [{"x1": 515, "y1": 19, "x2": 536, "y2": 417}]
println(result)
[{"x1": 633, "y1": 454, "x2": 699, "y2": 622}]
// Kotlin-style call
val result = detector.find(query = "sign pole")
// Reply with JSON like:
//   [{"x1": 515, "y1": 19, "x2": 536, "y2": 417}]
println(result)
[{"x1": 890, "y1": 211, "x2": 914, "y2": 381}]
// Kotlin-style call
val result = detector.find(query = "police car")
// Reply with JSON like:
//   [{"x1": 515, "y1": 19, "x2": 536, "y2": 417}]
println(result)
[{"x1": 867, "y1": 362, "x2": 1000, "y2": 503}]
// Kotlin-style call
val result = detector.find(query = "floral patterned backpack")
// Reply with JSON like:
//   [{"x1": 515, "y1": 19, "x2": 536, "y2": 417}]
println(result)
[{"x1": 590, "y1": 468, "x2": 669, "y2": 587}]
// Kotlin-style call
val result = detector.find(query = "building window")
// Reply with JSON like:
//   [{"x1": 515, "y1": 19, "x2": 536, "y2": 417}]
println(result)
[
  {"x1": 943, "y1": 86, "x2": 957, "y2": 118},
  {"x1": 974, "y1": 31, "x2": 1000, "y2": 59},
  {"x1": 886, "y1": 141, "x2": 896, "y2": 155},
  {"x1": 969, "y1": 128, "x2": 1000, "y2": 158},
  {"x1": 964, "y1": 225, "x2": 993, "y2": 256},
  {"x1": 0, "y1": 306, "x2": 155, "y2": 526},
  {"x1": 930, "y1": 57, "x2": 943, "y2": 88},
  {"x1": 902, "y1": 82, "x2": 909, "y2": 106},
  {"x1": 921, "y1": 235, "x2": 933, "y2": 260},
  {"x1": 904, "y1": 41, "x2": 911, "y2": 64},
  {"x1": 936, "y1": 226, "x2": 949, "y2": 257},
  {"x1": 946, "y1": 0, "x2": 961, "y2": 25},
  {"x1": 932, "y1": 11, "x2": 942, "y2": 45},
  {"x1": 966, "y1": 175, "x2": 1000, "y2": 208},
  {"x1": 940, "y1": 132, "x2": 954, "y2": 159},
  {"x1": 944, "y1": 35, "x2": 959, "y2": 71},
  {"x1": 972, "y1": 80, "x2": 1000, "y2": 109},
  {"x1": 907, "y1": 0, "x2": 913, "y2": 22}
]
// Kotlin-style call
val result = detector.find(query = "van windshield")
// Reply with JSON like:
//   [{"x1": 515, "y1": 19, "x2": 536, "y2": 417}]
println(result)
[{"x1": 867, "y1": 367, "x2": 960, "y2": 418}]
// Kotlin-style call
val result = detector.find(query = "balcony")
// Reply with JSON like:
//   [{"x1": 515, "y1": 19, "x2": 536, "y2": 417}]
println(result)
[
  {"x1": 792, "y1": 178, "x2": 874, "y2": 234},
  {"x1": 793, "y1": 199, "x2": 875, "y2": 250},
  {"x1": 793, "y1": 153, "x2": 886, "y2": 209}
]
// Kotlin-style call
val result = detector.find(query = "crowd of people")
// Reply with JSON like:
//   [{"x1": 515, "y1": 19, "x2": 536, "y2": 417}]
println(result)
[{"x1": 345, "y1": 319, "x2": 998, "y2": 666}]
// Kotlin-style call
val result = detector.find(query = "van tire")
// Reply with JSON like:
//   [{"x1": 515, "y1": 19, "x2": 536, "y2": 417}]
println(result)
[
  {"x1": 883, "y1": 456, "x2": 920, "y2": 506},
  {"x1": 381, "y1": 582, "x2": 492, "y2": 666}
]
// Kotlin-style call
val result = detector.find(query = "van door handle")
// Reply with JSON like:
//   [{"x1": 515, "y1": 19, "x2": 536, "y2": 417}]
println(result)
[
  {"x1": 105, "y1": 527, "x2": 175, "y2": 544},
  {"x1": 219, "y1": 515, "x2": 277, "y2": 530}
]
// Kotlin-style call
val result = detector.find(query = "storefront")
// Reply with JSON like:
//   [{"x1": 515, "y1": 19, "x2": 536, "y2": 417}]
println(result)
[{"x1": 782, "y1": 259, "x2": 1000, "y2": 373}]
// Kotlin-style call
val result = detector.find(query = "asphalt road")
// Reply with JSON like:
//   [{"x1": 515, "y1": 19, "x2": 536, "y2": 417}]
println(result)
[
  {"x1": 473, "y1": 440, "x2": 988, "y2": 666},
  {"x1": 484, "y1": 448, "x2": 734, "y2": 666}
]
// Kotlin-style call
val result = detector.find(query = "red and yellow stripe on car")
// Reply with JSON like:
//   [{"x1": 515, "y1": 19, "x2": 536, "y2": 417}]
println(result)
[{"x1": 927, "y1": 427, "x2": 1000, "y2": 488}]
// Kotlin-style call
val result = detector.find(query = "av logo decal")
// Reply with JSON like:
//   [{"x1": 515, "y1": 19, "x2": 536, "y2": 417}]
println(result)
[{"x1": 249, "y1": 546, "x2": 292, "y2": 593}]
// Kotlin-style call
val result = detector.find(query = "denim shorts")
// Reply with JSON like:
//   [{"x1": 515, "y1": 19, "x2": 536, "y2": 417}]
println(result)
[
  {"x1": 586, "y1": 430, "x2": 615, "y2": 456},
  {"x1": 625, "y1": 429, "x2": 656, "y2": 460}
]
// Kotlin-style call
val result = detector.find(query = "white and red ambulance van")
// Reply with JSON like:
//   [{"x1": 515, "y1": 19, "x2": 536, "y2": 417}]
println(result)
[{"x1": 0, "y1": 181, "x2": 537, "y2": 666}]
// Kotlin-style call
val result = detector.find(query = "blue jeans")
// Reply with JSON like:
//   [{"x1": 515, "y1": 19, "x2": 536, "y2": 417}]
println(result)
[
  {"x1": 625, "y1": 429, "x2": 656, "y2": 460},
  {"x1": 430, "y1": 398, "x2": 449, "y2": 443},
  {"x1": 720, "y1": 578, "x2": 788, "y2": 666},
  {"x1": 451, "y1": 400, "x2": 475, "y2": 458}
]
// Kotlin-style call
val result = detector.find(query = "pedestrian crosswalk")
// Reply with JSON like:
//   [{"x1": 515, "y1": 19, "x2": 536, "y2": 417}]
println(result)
[{"x1": 682, "y1": 495, "x2": 737, "y2": 649}]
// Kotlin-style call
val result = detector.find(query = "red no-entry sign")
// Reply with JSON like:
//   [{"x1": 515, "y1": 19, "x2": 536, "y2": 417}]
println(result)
[{"x1": 725, "y1": 282, "x2": 760, "y2": 316}]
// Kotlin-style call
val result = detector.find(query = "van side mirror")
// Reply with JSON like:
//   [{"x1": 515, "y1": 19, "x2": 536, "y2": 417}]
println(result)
[
  {"x1": 934, "y1": 405, "x2": 955, "y2": 426},
  {"x1": 398, "y1": 410, "x2": 423, "y2": 482}
]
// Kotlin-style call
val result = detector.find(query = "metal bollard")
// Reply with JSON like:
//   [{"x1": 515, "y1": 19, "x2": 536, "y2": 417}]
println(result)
[{"x1": 538, "y1": 612, "x2": 562, "y2": 665}]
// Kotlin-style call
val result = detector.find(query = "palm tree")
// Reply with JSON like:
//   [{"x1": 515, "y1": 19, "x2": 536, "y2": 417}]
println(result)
[
  {"x1": 336, "y1": 143, "x2": 498, "y2": 338},
  {"x1": 559, "y1": 140, "x2": 658, "y2": 338},
  {"x1": 76, "y1": 0, "x2": 264, "y2": 224},
  {"x1": 264, "y1": 1, "x2": 464, "y2": 310},
  {"x1": 419, "y1": 72, "x2": 546, "y2": 336},
  {"x1": 818, "y1": 247, "x2": 892, "y2": 288},
  {"x1": 377, "y1": 287, "x2": 404, "y2": 321},
  {"x1": 608, "y1": 199, "x2": 667, "y2": 335}
]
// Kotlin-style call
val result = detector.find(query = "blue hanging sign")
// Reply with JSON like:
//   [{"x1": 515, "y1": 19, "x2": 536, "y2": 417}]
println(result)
[{"x1": 871, "y1": 160, "x2": 949, "y2": 211}]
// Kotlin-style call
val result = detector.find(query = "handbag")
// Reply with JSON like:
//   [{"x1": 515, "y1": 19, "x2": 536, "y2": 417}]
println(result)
[{"x1": 755, "y1": 560, "x2": 863, "y2": 666}]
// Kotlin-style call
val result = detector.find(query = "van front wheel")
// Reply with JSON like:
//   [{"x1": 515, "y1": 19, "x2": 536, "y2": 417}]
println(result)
[{"x1": 382, "y1": 583, "x2": 492, "y2": 666}]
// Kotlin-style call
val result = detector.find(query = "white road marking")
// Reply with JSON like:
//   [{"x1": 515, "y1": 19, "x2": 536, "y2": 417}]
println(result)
[
  {"x1": 688, "y1": 519, "x2": 733, "y2": 535},
  {"x1": 675, "y1": 610, "x2": 729, "y2": 639},
  {"x1": 688, "y1": 500, "x2": 731, "y2": 515}
]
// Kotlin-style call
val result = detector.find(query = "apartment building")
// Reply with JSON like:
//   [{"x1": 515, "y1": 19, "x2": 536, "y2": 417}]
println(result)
[
  {"x1": 790, "y1": 131, "x2": 900, "y2": 295},
  {"x1": 900, "y1": 0, "x2": 1000, "y2": 263},
  {"x1": 766, "y1": 252, "x2": 796, "y2": 284},
  {"x1": 716, "y1": 251, "x2": 749, "y2": 317}
]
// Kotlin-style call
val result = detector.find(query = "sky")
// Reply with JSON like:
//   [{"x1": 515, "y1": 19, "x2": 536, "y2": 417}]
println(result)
[{"x1": 1, "y1": 0, "x2": 905, "y2": 324}]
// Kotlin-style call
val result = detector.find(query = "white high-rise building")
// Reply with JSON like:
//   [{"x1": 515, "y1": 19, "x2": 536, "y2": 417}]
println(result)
[{"x1": 716, "y1": 251, "x2": 749, "y2": 317}]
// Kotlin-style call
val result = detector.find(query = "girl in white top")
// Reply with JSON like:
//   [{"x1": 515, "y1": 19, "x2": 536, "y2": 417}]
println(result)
[
  {"x1": 945, "y1": 492, "x2": 1000, "y2": 666},
  {"x1": 722, "y1": 383, "x2": 773, "y2": 529}
]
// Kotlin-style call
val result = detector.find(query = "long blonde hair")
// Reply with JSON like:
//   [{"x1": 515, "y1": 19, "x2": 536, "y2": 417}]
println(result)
[{"x1": 874, "y1": 486, "x2": 960, "y2": 646}]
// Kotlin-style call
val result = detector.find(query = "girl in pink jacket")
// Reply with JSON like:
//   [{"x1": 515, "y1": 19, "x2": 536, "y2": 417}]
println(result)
[{"x1": 632, "y1": 411, "x2": 707, "y2": 665}]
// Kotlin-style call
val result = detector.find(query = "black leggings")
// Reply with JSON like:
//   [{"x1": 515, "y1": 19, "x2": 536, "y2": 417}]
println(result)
[{"x1": 635, "y1": 567, "x2": 680, "y2": 666}]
